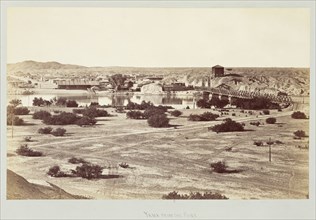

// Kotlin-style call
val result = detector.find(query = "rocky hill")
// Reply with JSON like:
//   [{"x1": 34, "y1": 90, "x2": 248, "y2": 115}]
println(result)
[{"x1": 7, "y1": 169, "x2": 87, "y2": 199}]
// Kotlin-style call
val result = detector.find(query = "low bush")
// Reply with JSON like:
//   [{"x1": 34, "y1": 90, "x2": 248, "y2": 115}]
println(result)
[
  {"x1": 12, "y1": 106, "x2": 30, "y2": 115},
  {"x1": 72, "y1": 109, "x2": 85, "y2": 114},
  {"x1": 68, "y1": 157, "x2": 88, "y2": 164},
  {"x1": 75, "y1": 116, "x2": 97, "y2": 127},
  {"x1": 16, "y1": 144, "x2": 43, "y2": 157},
  {"x1": 210, "y1": 161, "x2": 228, "y2": 173},
  {"x1": 291, "y1": 111, "x2": 307, "y2": 119},
  {"x1": 147, "y1": 114, "x2": 170, "y2": 128},
  {"x1": 66, "y1": 100, "x2": 79, "y2": 107},
  {"x1": 188, "y1": 112, "x2": 219, "y2": 121},
  {"x1": 210, "y1": 118, "x2": 244, "y2": 133},
  {"x1": 51, "y1": 128, "x2": 66, "y2": 136},
  {"x1": 33, "y1": 110, "x2": 52, "y2": 120},
  {"x1": 250, "y1": 121, "x2": 260, "y2": 126},
  {"x1": 266, "y1": 117, "x2": 277, "y2": 124},
  {"x1": 262, "y1": 110, "x2": 270, "y2": 115},
  {"x1": 38, "y1": 127, "x2": 53, "y2": 134},
  {"x1": 294, "y1": 130, "x2": 307, "y2": 138},
  {"x1": 232, "y1": 113, "x2": 236, "y2": 116},
  {"x1": 24, "y1": 136, "x2": 32, "y2": 142},
  {"x1": 162, "y1": 191, "x2": 228, "y2": 200},
  {"x1": 47, "y1": 166, "x2": 68, "y2": 177},
  {"x1": 170, "y1": 110, "x2": 182, "y2": 117},
  {"x1": 143, "y1": 107, "x2": 165, "y2": 119},
  {"x1": 82, "y1": 107, "x2": 109, "y2": 118},
  {"x1": 119, "y1": 162, "x2": 129, "y2": 168},
  {"x1": 90, "y1": 102, "x2": 100, "y2": 107},
  {"x1": 72, "y1": 163, "x2": 103, "y2": 179},
  {"x1": 7, "y1": 115, "x2": 24, "y2": 126},
  {"x1": 43, "y1": 112, "x2": 80, "y2": 125},
  {"x1": 126, "y1": 110, "x2": 145, "y2": 119},
  {"x1": 254, "y1": 141, "x2": 263, "y2": 146},
  {"x1": 188, "y1": 114, "x2": 202, "y2": 121}
]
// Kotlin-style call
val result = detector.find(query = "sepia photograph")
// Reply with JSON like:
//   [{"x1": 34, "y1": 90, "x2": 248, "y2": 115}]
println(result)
[{"x1": 1, "y1": 0, "x2": 315, "y2": 219}]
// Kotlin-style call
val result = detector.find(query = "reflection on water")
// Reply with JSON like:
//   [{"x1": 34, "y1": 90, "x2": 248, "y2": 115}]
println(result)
[{"x1": 9, "y1": 93, "x2": 196, "y2": 109}]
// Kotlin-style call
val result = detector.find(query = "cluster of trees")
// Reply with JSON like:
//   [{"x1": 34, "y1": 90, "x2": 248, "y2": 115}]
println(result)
[
  {"x1": 210, "y1": 118, "x2": 245, "y2": 133},
  {"x1": 38, "y1": 127, "x2": 66, "y2": 136},
  {"x1": 196, "y1": 97, "x2": 229, "y2": 109},
  {"x1": 7, "y1": 99, "x2": 26, "y2": 126},
  {"x1": 33, "y1": 97, "x2": 79, "y2": 107},
  {"x1": 291, "y1": 111, "x2": 307, "y2": 119},
  {"x1": 126, "y1": 103, "x2": 171, "y2": 127},
  {"x1": 162, "y1": 191, "x2": 228, "y2": 200},
  {"x1": 234, "y1": 97, "x2": 280, "y2": 110},
  {"x1": 73, "y1": 107, "x2": 109, "y2": 118},
  {"x1": 16, "y1": 144, "x2": 43, "y2": 157},
  {"x1": 188, "y1": 112, "x2": 219, "y2": 121},
  {"x1": 47, "y1": 163, "x2": 104, "y2": 180},
  {"x1": 32, "y1": 110, "x2": 97, "y2": 126},
  {"x1": 7, "y1": 105, "x2": 30, "y2": 115}
]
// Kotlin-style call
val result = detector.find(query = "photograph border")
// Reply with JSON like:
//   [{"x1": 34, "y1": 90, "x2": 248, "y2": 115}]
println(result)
[{"x1": 1, "y1": 0, "x2": 315, "y2": 219}]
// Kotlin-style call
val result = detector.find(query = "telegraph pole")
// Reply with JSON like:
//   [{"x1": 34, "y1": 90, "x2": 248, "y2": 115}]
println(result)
[{"x1": 268, "y1": 138, "x2": 272, "y2": 162}]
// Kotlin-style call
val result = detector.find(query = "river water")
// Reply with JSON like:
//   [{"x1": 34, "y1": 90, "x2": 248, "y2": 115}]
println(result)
[{"x1": 8, "y1": 93, "x2": 196, "y2": 109}]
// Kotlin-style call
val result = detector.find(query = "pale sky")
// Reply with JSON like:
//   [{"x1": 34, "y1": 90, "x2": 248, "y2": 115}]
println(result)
[{"x1": 7, "y1": 7, "x2": 310, "y2": 67}]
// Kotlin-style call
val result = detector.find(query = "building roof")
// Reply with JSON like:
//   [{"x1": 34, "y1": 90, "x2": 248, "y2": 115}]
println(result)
[
  {"x1": 212, "y1": 65, "x2": 224, "y2": 68},
  {"x1": 56, "y1": 80, "x2": 99, "y2": 86}
]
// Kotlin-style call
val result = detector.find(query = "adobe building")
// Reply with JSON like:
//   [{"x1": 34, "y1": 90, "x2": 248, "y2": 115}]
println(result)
[{"x1": 212, "y1": 65, "x2": 225, "y2": 77}]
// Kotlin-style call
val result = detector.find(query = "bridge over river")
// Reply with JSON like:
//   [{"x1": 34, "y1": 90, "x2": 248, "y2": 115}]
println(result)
[{"x1": 196, "y1": 87, "x2": 293, "y2": 104}]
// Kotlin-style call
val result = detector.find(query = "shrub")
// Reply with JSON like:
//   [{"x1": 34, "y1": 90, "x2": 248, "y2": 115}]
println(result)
[
  {"x1": 66, "y1": 100, "x2": 79, "y2": 107},
  {"x1": 294, "y1": 130, "x2": 306, "y2": 138},
  {"x1": 126, "y1": 110, "x2": 145, "y2": 119},
  {"x1": 90, "y1": 102, "x2": 100, "y2": 107},
  {"x1": 278, "y1": 108, "x2": 282, "y2": 112},
  {"x1": 126, "y1": 101, "x2": 153, "y2": 110},
  {"x1": 16, "y1": 144, "x2": 43, "y2": 157},
  {"x1": 47, "y1": 166, "x2": 67, "y2": 177},
  {"x1": 262, "y1": 110, "x2": 270, "y2": 115},
  {"x1": 73, "y1": 109, "x2": 85, "y2": 114},
  {"x1": 7, "y1": 115, "x2": 24, "y2": 126},
  {"x1": 254, "y1": 141, "x2": 263, "y2": 146},
  {"x1": 188, "y1": 114, "x2": 202, "y2": 121},
  {"x1": 147, "y1": 114, "x2": 170, "y2": 127},
  {"x1": 210, "y1": 161, "x2": 228, "y2": 173},
  {"x1": 143, "y1": 107, "x2": 165, "y2": 119},
  {"x1": 232, "y1": 113, "x2": 236, "y2": 116},
  {"x1": 55, "y1": 97, "x2": 67, "y2": 106},
  {"x1": 82, "y1": 107, "x2": 109, "y2": 118},
  {"x1": 38, "y1": 127, "x2": 53, "y2": 134},
  {"x1": 33, "y1": 110, "x2": 51, "y2": 120},
  {"x1": 68, "y1": 157, "x2": 88, "y2": 164},
  {"x1": 188, "y1": 112, "x2": 219, "y2": 121},
  {"x1": 14, "y1": 106, "x2": 29, "y2": 115},
  {"x1": 162, "y1": 191, "x2": 228, "y2": 200},
  {"x1": 119, "y1": 162, "x2": 129, "y2": 168},
  {"x1": 266, "y1": 117, "x2": 277, "y2": 124},
  {"x1": 75, "y1": 116, "x2": 97, "y2": 126},
  {"x1": 196, "y1": 99, "x2": 211, "y2": 108},
  {"x1": 33, "y1": 97, "x2": 51, "y2": 106},
  {"x1": 291, "y1": 111, "x2": 307, "y2": 119},
  {"x1": 43, "y1": 112, "x2": 80, "y2": 125},
  {"x1": 24, "y1": 136, "x2": 32, "y2": 142},
  {"x1": 210, "y1": 118, "x2": 244, "y2": 133},
  {"x1": 73, "y1": 163, "x2": 103, "y2": 179},
  {"x1": 200, "y1": 112, "x2": 219, "y2": 121},
  {"x1": 170, "y1": 110, "x2": 182, "y2": 117},
  {"x1": 51, "y1": 128, "x2": 66, "y2": 136},
  {"x1": 250, "y1": 121, "x2": 260, "y2": 126}
]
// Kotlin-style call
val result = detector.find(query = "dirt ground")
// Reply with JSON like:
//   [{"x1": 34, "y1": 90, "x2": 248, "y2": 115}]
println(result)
[{"x1": 7, "y1": 106, "x2": 309, "y2": 199}]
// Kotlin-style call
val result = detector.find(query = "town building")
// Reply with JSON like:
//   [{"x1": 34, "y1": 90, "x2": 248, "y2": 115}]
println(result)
[{"x1": 212, "y1": 65, "x2": 225, "y2": 77}]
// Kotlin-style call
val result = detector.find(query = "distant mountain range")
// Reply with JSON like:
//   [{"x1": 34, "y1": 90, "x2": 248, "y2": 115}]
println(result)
[{"x1": 7, "y1": 60, "x2": 310, "y2": 96}]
